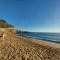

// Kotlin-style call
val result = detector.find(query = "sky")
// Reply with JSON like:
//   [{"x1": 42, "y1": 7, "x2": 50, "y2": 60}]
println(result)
[{"x1": 0, "y1": 0, "x2": 60, "y2": 32}]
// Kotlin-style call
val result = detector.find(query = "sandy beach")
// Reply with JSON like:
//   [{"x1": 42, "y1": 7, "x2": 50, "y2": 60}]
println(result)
[{"x1": 0, "y1": 32, "x2": 60, "y2": 60}]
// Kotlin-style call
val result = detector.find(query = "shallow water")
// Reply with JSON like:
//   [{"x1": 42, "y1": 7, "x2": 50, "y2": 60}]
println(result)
[{"x1": 16, "y1": 32, "x2": 60, "y2": 43}]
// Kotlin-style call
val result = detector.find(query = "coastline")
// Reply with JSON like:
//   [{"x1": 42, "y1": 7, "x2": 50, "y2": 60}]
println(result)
[
  {"x1": 21, "y1": 36, "x2": 60, "y2": 49},
  {"x1": 17, "y1": 32, "x2": 60, "y2": 44}
]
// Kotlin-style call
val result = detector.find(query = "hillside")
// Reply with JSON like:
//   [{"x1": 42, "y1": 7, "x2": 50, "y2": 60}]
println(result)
[
  {"x1": 0, "y1": 19, "x2": 16, "y2": 33},
  {"x1": 0, "y1": 19, "x2": 14, "y2": 28}
]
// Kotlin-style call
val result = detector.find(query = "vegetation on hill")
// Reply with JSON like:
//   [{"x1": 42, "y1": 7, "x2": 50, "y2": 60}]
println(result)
[{"x1": 0, "y1": 19, "x2": 14, "y2": 28}]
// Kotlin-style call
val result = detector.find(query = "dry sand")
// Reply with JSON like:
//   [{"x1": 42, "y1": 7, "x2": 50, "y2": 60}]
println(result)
[{"x1": 0, "y1": 32, "x2": 60, "y2": 60}]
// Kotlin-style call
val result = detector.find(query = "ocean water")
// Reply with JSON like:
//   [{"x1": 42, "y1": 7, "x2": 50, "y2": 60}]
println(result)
[{"x1": 16, "y1": 32, "x2": 60, "y2": 43}]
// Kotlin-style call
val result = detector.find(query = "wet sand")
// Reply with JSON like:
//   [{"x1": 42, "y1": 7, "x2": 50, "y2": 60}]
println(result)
[{"x1": 0, "y1": 32, "x2": 60, "y2": 60}]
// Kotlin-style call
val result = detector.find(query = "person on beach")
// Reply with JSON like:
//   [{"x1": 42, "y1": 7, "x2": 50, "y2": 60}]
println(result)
[{"x1": 3, "y1": 32, "x2": 5, "y2": 41}]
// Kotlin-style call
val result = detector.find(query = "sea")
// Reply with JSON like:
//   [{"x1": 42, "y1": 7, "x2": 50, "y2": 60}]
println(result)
[{"x1": 16, "y1": 31, "x2": 60, "y2": 43}]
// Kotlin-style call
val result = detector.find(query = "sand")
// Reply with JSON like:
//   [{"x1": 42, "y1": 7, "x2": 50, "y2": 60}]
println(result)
[{"x1": 0, "y1": 32, "x2": 60, "y2": 60}]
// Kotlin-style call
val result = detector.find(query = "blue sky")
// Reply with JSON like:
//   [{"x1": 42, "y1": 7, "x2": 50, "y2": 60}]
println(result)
[{"x1": 0, "y1": 0, "x2": 60, "y2": 32}]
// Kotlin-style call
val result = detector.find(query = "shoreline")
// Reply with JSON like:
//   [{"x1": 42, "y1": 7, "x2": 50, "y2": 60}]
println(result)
[
  {"x1": 18, "y1": 34, "x2": 60, "y2": 44},
  {"x1": 21, "y1": 36, "x2": 60, "y2": 49},
  {"x1": 0, "y1": 32, "x2": 60, "y2": 60}
]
